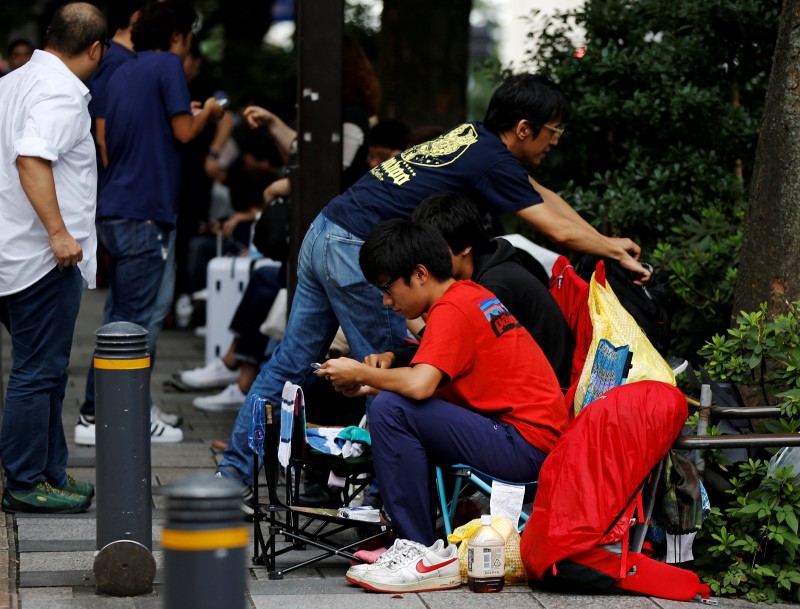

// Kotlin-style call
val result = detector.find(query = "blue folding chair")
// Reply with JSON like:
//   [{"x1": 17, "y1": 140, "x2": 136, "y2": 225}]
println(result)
[{"x1": 435, "y1": 464, "x2": 538, "y2": 536}]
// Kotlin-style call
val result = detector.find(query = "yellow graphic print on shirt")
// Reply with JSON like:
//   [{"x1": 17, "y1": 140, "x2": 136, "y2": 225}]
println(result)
[{"x1": 370, "y1": 123, "x2": 479, "y2": 186}]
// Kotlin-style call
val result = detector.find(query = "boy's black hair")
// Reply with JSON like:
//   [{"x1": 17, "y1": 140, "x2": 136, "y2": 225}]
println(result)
[
  {"x1": 44, "y1": 3, "x2": 107, "y2": 58},
  {"x1": 359, "y1": 219, "x2": 453, "y2": 286},
  {"x1": 483, "y1": 73, "x2": 572, "y2": 137},
  {"x1": 411, "y1": 192, "x2": 492, "y2": 256},
  {"x1": 131, "y1": 0, "x2": 196, "y2": 52}
]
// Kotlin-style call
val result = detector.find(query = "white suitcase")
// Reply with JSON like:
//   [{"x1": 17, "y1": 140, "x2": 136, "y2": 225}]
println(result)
[{"x1": 205, "y1": 256, "x2": 281, "y2": 364}]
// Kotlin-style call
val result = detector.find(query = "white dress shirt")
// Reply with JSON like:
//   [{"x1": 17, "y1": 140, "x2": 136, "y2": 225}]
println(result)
[{"x1": 0, "y1": 49, "x2": 97, "y2": 297}]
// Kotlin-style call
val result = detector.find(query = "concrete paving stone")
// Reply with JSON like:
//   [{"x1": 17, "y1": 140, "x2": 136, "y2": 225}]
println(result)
[
  {"x1": 654, "y1": 599, "x2": 770, "y2": 609},
  {"x1": 17, "y1": 518, "x2": 97, "y2": 540},
  {"x1": 530, "y1": 590, "x2": 658, "y2": 609},
  {"x1": 20, "y1": 569, "x2": 167, "y2": 589},
  {"x1": 20, "y1": 551, "x2": 165, "y2": 573},
  {"x1": 418, "y1": 587, "x2": 540, "y2": 607},
  {"x1": 132, "y1": 592, "x2": 167, "y2": 609},
  {"x1": 20, "y1": 572, "x2": 96, "y2": 589},
  {"x1": 20, "y1": 541, "x2": 94, "y2": 553},
  {"x1": 148, "y1": 444, "x2": 215, "y2": 467},
  {"x1": 19, "y1": 587, "x2": 141, "y2": 608},
  {"x1": 250, "y1": 590, "x2": 428, "y2": 608},
  {"x1": 21, "y1": 551, "x2": 96, "y2": 572}
]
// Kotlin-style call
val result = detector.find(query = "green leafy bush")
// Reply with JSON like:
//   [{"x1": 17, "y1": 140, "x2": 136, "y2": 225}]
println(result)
[
  {"x1": 694, "y1": 460, "x2": 800, "y2": 603},
  {"x1": 692, "y1": 303, "x2": 800, "y2": 602},
  {"x1": 699, "y1": 302, "x2": 800, "y2": 420}
]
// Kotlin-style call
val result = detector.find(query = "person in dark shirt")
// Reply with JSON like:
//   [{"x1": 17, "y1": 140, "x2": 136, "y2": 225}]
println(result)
[{"x1": 75, "y1": 1, "x2": 223, "y2": 446}]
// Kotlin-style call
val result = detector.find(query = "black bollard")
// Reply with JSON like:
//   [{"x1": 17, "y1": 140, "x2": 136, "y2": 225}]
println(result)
[
  {"x1": 92, "y1": 321, "x2": 156, "y2": 596},
  {"x1": 162, "y1": 473, "x2": 248, "y2": 609}
]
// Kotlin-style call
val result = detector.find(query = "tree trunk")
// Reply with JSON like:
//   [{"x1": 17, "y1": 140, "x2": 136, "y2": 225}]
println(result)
[
  {"x1": 733, "y1": 0, "x2": 800, "y2": 319},
  {"x1": 378, "y1": 0, "x2": 472, "y2": 128}
]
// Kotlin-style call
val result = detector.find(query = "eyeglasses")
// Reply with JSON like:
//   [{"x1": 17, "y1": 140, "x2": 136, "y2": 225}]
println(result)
[
  {"x1": 542, "y1": 123, "x2": 565, "y2": 140},
  {"x1": 375, "y1": 277, "x2": 399, "y2": 294}
]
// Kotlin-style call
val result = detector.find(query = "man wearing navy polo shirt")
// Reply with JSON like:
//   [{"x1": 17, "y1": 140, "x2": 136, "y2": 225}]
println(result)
[{"x1": 75, "y1": 1, "x2": 223, "y2": 445}]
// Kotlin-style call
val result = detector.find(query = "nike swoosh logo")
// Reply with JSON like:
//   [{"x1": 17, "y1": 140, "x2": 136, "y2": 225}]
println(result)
[{"x1": 415, "y1": 556, "x2": 458, "y2": 574}]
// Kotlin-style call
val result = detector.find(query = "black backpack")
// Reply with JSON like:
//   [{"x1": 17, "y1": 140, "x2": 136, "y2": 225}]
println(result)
[{"x1": 576, "y1": 256, "x2": 672, "y2": 355}]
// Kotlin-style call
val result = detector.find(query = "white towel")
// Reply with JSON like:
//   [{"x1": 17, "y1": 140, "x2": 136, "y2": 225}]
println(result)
[{"x1": 277, "y1": 382, "x2": 303, "y2": 468}]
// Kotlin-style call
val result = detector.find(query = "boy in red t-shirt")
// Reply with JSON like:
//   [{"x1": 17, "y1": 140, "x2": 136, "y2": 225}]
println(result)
[{"x1": 320, "y1": 219, "x2": 567, "y2": 592}]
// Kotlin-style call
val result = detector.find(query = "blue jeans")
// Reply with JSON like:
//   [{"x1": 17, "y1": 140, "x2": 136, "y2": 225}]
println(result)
[
  {"x1": 148, "y1": 226, "x2": 177, "y2": 359},
  {"x1": 82, "y1": 218, "x2": 170, "y2": 414},
  {"x1": 0, "y1": 266, "x2": 82, "y2": 490},
  {"x1": 369, "y1": 392, "x2": 548, "y2": 544},
  {"x1": 218, "y1": 213, "x2": 408, "y2": 485}
]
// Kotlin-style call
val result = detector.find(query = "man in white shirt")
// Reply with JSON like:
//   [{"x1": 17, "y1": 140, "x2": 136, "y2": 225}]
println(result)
[{"x1": 0, "y1": 2, "x2": 107, "y2": 514}]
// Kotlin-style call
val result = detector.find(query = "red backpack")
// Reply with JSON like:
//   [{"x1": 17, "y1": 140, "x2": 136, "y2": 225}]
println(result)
[{"x1": 520, "y1": 381, "x2": 711, "y2": 602}]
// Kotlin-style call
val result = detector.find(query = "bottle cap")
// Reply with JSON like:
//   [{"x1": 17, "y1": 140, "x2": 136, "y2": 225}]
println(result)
[{"x1": 481, "y1": 514, "x2": 492, "y2": 526}]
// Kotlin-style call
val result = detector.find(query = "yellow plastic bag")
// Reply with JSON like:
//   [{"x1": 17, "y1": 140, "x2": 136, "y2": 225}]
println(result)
[
  {"x1": 447, "y1": 516, "x2": 527, "y2": 585},
  {"x1": 573, "y1": 273, "x2": 675, "y2": 416}
]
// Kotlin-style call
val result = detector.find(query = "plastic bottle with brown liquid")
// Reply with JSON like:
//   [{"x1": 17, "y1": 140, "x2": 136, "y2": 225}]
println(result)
[{"x1": 467, "y1": 514, "x2": 505, "y2": 592}]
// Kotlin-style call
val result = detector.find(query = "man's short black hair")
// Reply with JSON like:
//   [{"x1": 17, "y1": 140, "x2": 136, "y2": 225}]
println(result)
[
  {"x1": 360, "y1": 219, "x2": 454, "y2": 286},
  {"x1": 411, "y1": 192, "x2": 492, "y2": 256},
  {"x1": 483, "y1": 73, "x2": 572, "y2": 137},
  {"x1": 6, "y1": 38, "x2": 34, "y2": 57},
  {"x1": 370, "y1": 120, "x2": 410, "y2": 151},
  {"x1": 44, "y1": 3, "x2": 107, "y2": 58},
  {"x1": 132, "y1": 0, "x2": 196, "y2": 52},
  {"x1": 107, "y1": 0, "x2": 146, "y2": 34}
]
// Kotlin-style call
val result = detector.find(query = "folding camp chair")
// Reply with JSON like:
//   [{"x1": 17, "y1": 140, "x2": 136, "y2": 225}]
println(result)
[{"x1": 250, "y1": 384, "x2": 391, "y2": 579}]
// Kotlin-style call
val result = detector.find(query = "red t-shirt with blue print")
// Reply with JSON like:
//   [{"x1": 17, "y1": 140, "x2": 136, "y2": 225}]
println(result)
[{"x1": 412, "y1": 280, "x2": 567, "y2": 453}]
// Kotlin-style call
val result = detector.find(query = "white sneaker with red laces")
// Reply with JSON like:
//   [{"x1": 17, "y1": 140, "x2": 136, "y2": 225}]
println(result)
[{"x1": 346, "y1": 538, "x2": 460, "y2": 593}]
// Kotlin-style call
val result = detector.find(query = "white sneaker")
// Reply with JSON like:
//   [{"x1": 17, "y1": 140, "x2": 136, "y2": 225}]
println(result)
[
  {"x1": 346, "y1": 538, "x2": 460, "y2": 592},
  {"x1": 75, "y1": 413, "x2": 183, "y2": 444},
  {"x1": 151, "y1": 403, "x2": 183, "y2": 427},
  {"x1": 177, "y1": 358, "x2": 239, "y2": 390},
  {"x1": 174, "y1": 294, "x2": 193, "y2": 328},
  {"x1": 347, "y1": 539, "x2": 435, "y2": 584},
  {"x1": 150, "y1": 418, "x2": 184, "y2": 443},
  {"x1": 74, "y1": 414, "x2": 96, "y2": 446},
  {"x1": 193, "y1": 383, "x2": 245, "y2": 412}
]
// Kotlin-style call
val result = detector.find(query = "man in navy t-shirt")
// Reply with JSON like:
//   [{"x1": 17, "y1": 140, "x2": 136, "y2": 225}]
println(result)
[
  {"x1": 85, "y1": 0, "x2": 142, "y2": 174},
  {"x1": 217, "y1": 74, "x2": 652, "y2": 496},
  {"x1": 74, "y1": 1, "x2": 223, "y2": 447}
]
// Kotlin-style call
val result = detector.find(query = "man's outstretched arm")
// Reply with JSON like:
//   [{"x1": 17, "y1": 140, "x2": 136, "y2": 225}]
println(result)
[{"x1": 518, "y1": 179, "x2": 651, "y2": 284}]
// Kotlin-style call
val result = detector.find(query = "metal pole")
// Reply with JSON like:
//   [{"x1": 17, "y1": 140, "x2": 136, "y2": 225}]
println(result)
[
  {"x1": 288, "y1": 0, "x2": 343, "y2": 300},
  {"x1": 162, "y1": 473, "x2": 248, "y2": 609},
  {"x1": 694, "y1": 384, "x2": 713, "y2": 479},
  {"x1": 92, "y1": 321, "x2": 156, "y2": 596}
]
